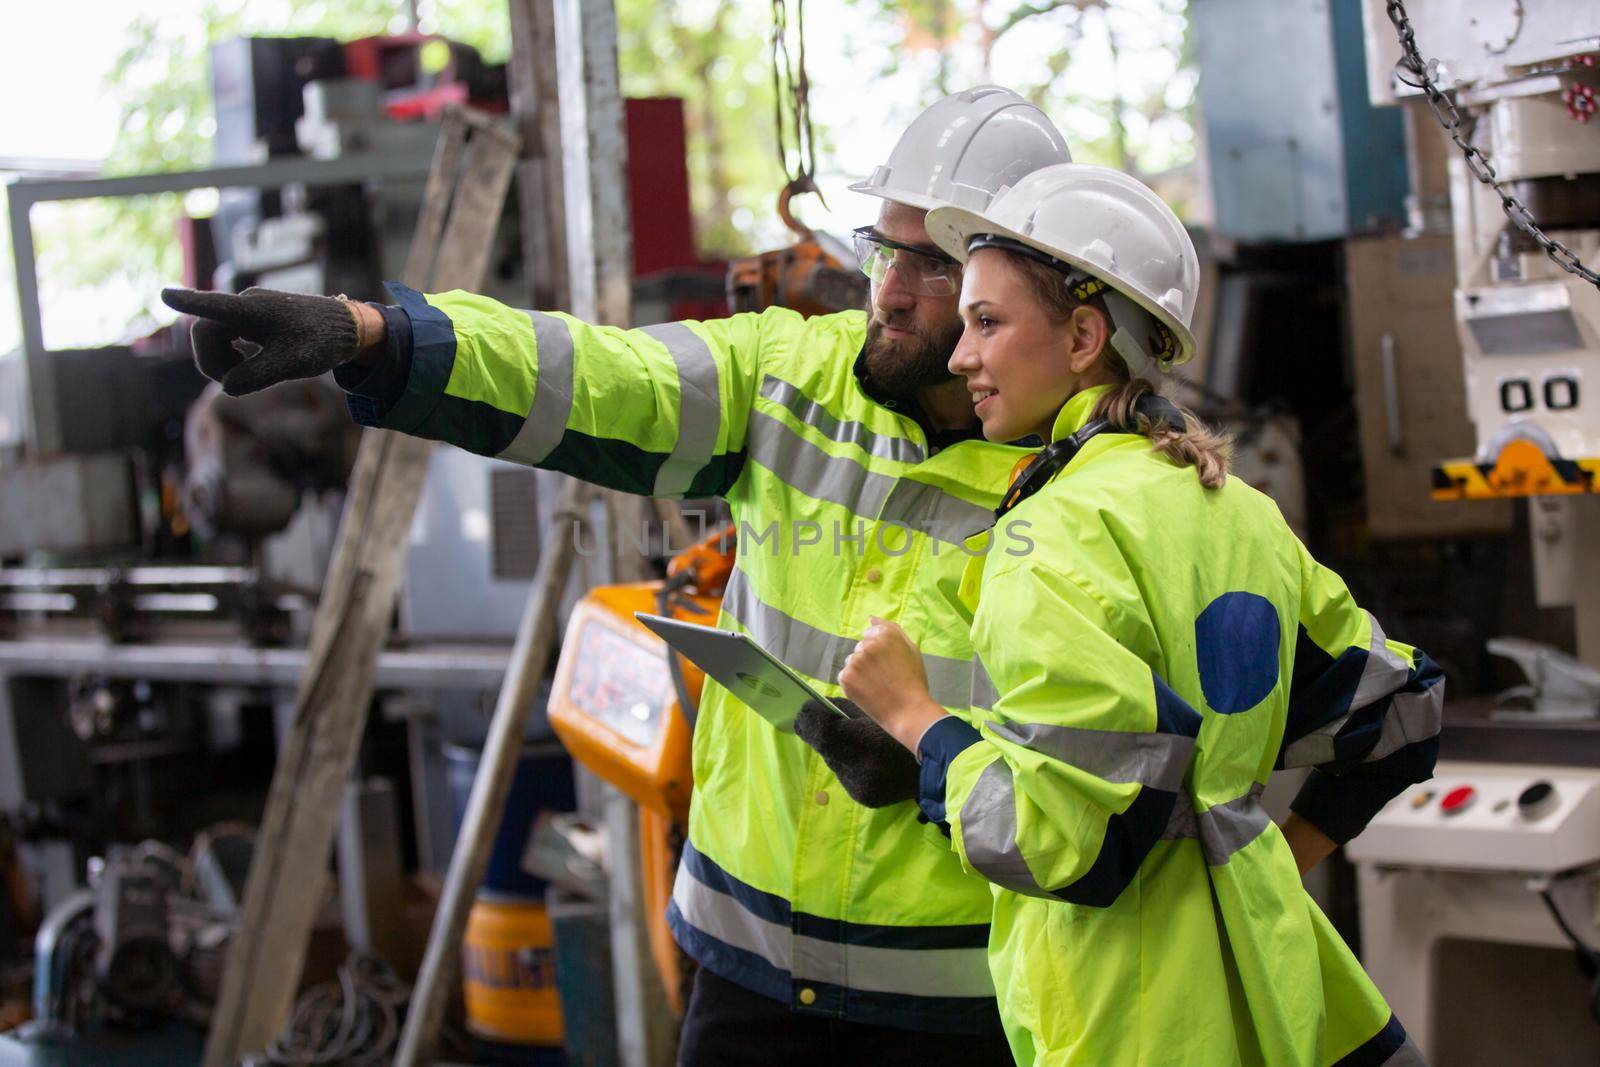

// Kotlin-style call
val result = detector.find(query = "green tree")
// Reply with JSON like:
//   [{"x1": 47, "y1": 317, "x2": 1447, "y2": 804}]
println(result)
[{"x1": 845, "y1": 0, "x2": 1196, "y2": 195}]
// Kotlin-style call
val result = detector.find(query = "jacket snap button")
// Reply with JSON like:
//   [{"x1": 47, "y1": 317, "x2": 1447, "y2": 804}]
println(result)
[
  {"x1": 814, "y1": 790, "x2": 830, "y2": 806},
  {"x1": 865, "y1": 567, "x2": 883, "y2": 583},
  {"x1": 799, "y1": 987, "x2": 817, "y2": 1005}
]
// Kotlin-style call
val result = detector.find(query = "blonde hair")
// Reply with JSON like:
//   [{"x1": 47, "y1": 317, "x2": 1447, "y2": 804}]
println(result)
[
  {"x1": 1003, "y1": 251, "x2": 1232, "y2": 490},
  {"x1": 1092, "y1": 375, "x2": 1233, "y2": 490}
]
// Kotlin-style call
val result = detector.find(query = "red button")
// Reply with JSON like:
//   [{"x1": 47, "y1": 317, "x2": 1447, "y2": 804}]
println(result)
[{"x1": 1440, "y1": 785, "x2": 1476, "y2": 815}]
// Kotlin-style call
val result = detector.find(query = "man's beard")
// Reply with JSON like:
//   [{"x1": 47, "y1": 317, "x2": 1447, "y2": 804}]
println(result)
[{"x1": 862, "y1": 314, "x2": 964, "y2": 401}]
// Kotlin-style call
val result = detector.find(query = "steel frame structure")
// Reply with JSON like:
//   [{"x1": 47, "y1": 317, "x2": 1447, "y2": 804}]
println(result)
[{"x1": 6, "y1": 153, "x2": 431, "y2": 456}]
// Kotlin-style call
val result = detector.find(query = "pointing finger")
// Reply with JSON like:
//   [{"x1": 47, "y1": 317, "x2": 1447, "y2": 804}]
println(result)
[{"x1": 161, "y1": 287, "x2": 274, "y2": 337}]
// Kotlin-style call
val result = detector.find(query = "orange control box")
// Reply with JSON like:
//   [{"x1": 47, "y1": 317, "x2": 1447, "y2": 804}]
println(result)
[{"x1": 549, "y1": 583, "x2": 713, "y2": 823}]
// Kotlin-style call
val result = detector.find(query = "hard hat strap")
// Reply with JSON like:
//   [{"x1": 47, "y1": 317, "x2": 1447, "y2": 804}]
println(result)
[
  {"x1": 965, "y1": 234, "x2": 1176, "y2": 372},
  {"x1": 966, "y1": 233, "x2": 1083, "y2": 282}
]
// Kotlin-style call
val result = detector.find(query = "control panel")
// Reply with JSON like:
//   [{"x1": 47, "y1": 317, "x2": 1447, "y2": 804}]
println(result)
[
  {"x1": 564, "y1": 617, "x2": 672, "y2": 749},
  {"x1": 549, "y1": 584, "x2": 713, "y2": 821},
  {"x1": 1343, "y1": 760, "x2": 1600, "y2": 873}
]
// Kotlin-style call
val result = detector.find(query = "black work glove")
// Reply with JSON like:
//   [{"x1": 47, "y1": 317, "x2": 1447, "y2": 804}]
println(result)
[
  {"x1": 160, "y1": 287, "x2": 363, "y2": 396},
  {"x1": 793, "y1": 698, "x2": 920, "y2": 809}
]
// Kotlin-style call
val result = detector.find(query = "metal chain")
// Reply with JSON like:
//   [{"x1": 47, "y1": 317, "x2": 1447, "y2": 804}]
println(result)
[{"x1": 1386, "y1": 0, "x2": 1600, "y2": 288}]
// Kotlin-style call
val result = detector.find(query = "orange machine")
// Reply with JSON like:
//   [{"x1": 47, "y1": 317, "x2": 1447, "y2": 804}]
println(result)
[
  {"x1": 726, "y1": 179, "x2": 867, "y2": 318},
  {"x1": 548, "y1": 525, "x2": 734, "y2": 1012}
]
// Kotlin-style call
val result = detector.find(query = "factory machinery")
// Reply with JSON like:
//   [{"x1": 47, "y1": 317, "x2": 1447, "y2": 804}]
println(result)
[
  {"x1": 17, "y1": 4, "x2": 1599, "y2": 1065},
  {"x1": 0, "y1": 34, "x2": 546, "y2": 1060},
  {"x1": 1340, "y1": 3, "x2": 1600, "y2": 1064},
  {"x1": 1184, "y1": 2, "x2": 1600, "y2": 1061}
]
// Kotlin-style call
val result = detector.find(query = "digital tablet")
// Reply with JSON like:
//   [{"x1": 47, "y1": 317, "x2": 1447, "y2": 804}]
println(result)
[{"x1": 634, "y1": 612, "x2": 848, "y2": 731}]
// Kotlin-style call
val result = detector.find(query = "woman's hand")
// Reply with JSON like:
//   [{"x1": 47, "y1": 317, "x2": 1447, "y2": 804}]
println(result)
[
  {"x1": 1280, "y1": 812, "x2": 1338, "y2": 876},
  {"x1": 839, "y1": 616, "x2": 948, "y2": 752}
]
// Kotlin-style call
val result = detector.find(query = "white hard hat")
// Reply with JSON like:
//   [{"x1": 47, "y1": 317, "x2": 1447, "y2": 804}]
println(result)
[
  {"x1": 926, "y1": 163, "x2": 1200, "y2": 372},
  {"x1": 849, "y1": 86, "x2": 1072, "y2": 213}
]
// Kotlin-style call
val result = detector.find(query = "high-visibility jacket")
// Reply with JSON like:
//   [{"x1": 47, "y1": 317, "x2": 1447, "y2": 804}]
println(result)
[
  {"x1": 345, "y1": 285, "x2": 1038, "y2": 1033},
  {"x1": 916, "y1": 385, "x2": 1440, "y2": 1065}
]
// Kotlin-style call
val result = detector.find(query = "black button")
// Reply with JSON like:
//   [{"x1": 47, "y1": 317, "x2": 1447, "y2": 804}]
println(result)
[
  {"x1": 1517, "y1": 780, "x2": 1557, "y2": 819},
  {"x1": 1519, "y1": 781, "x2": 1553, "y2": 807}
]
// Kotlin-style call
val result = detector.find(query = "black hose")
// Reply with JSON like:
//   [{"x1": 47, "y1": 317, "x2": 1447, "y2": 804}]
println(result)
[
  {"x1": 1538, "y1": 888, "x2": 1600, "y2": 1026},
  {"x1": 260, "y1": 951, "x2": 409, "y2": 1066},
  {"x1": 657, "y1": 574, "x2": 704, "y2": 731}
]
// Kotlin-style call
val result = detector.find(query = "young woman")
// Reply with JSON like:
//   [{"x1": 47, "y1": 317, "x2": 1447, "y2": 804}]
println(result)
[{"x1": 838, "y1": 163, "x2": 1439, "y2": 1067}]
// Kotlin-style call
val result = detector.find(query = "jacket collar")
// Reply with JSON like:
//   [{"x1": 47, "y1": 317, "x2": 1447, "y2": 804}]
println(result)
[{"x1": 1048, "y1": 384, "x2": 1117, "y2": 444}]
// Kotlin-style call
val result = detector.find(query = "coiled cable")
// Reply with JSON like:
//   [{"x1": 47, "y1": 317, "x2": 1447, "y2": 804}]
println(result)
[{"x1": 260, "y1": 951, "x2": 410, "y2": 1066}]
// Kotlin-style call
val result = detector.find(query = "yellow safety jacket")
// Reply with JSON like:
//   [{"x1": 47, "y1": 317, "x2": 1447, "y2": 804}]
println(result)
[
  {"x1": 915, "y1": 386, "x2": 1440, "y2": 1064},
  {"x1": 344, "y1": 285, "x2": 1036, "y2": 1033}
]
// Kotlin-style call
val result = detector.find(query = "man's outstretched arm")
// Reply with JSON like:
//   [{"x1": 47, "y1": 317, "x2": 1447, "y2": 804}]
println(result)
[{"x1": 161, "y1": 284, "x2": 788, "y2": 500}]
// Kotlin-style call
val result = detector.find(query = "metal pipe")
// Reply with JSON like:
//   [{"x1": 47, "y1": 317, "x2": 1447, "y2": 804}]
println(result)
[
  {"x1": 392, "y1": 479, "x2": 591, "y2": 1067},
  {"x1": 7, "y1": 155, "x2": 434, "y2": 208},
  {"x1": 7, "y1": 153, "x2": 432, "y2": 458},
  {"x1": 0, "y1": 638, "x2": 513, "y2": 690},
  {"x1": 9, "y1": 184, "x2": 53, "y2": 455},
  {"x1": 1381, "y1": 332, "x2": 1405, "y2": 456}
]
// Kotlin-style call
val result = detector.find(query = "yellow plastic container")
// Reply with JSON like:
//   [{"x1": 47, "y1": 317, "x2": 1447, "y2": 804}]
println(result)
[{"x1": 461, "y1": 896, "x2": 564, "y2": 1046}]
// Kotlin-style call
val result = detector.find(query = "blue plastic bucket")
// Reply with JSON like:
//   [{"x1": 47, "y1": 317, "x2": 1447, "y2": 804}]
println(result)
[{"x1": 443, "y1": 740, "x2": 577, "y2": 898}]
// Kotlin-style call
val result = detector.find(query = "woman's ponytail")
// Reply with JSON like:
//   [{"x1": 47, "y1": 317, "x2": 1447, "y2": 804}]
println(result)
[{"x1": 1092, "y1": 376, "x2": 1233, "y2": 490}]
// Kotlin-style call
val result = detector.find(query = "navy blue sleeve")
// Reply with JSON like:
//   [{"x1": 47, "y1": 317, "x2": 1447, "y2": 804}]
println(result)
[
  {"x1": 916, "y1": 715, "x2": 982, "y2": 827},
  {"x1": 333, "y1": 299, "x2": 414, "y2": 426},
  {"x1": 1290, "y1": 736, "x2": 1441, "y2": 844},
  {"x1": 1286, "y1": 651, "x2": 1444, "y2": 845}
]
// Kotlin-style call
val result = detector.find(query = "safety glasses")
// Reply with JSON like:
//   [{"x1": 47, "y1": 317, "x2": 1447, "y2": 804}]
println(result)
[{"x1": 850, "y1": 226, "x2": 962, "y2": 298}]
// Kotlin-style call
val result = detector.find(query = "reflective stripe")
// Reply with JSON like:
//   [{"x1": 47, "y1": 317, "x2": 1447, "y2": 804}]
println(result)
[
  {"x1": 879, "y1": 476, "x2": 996, "y2": 547},
  {"x1": 760, "y1": 375, "x2": 924, "y2": 465},
  {"x1": 748, "y1": 409, "x2": 895, "y2": 513},
  {"x1": 1367, "y1": 681, "x2": 1443, "y2": 763},
  {"x1": 959, "y1": 758, "x2": 1256, "y2": 898},
  {"x1": 666, "y1": 901, "x2": 788, "y2": 1001},
  {"x1": 1281, "y1": 614, "x2": 1417, "y2": 768},
  {"x1": 794, "y1": 932, "x2": 993, "y2": 998},
  {"x1": 959, "y1": 729, "x2": 1269, "y2": 890},
  {"x1": 722, "y1": 565, "x2": 853, "y2": 687},
  {"x1": 971, "y1": 658, "x2": 999, "y2": 711},
  {"x1": 924, "y1": 655, "x2": 982, "y2": 714},
  {"x1": 1161, "y1": 792, "x2": 1198, "y2": 842},
  {"x1": 498, "y1": 311, "x2": 575, "y2": 466},
  {"x1": 1352, "y1": 615, "x2": 1412, "y2": 709},
  {"x1": 672, "y1": 845, "x2": 996, "y2": 999},
  {"x1": 1332, "y1": 1013, "x2": 1427, "y2": 1067},
  {"x1": 722, "y1": 566, "x2": 977, "y2": 709},
  {"x1": 1279, "y1": 722, "x2": 1340, "y2": 769},
  {"x1": 1381, "y1": 1038, "x2": 1428, "y2": 1067},
  {"x1": 1160, "y1": 786, "x2": 1271, "y2": 866},
  {"x1": 672, "y1": 857, "x2": 793, "y2": 969},
  {"x1": 745, "y1": 410, "x2": 992, "y2": 546},
  {"x1": 989, "y1": 721, "x2": 1195, "y2": 792},
  {"x1": 644, "y1": 322, "x2": 722, "y2": 497},
  {"x1": 958, "y1": 761, "x2": 1050, "y2": 897}
]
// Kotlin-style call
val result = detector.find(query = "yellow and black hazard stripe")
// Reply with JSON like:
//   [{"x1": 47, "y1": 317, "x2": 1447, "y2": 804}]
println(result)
[{"x1": 1432, "y1": 442, "x2": 1600, "y2": 500}]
